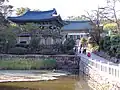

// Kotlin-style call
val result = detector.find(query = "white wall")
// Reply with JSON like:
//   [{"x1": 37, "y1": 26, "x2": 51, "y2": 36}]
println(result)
[
  {"x1": 17, "y1": 36, "x2": 31, "y2": 44},
  {"x1": 67, "y1": 33, "x2": 89, "y2": 40}
]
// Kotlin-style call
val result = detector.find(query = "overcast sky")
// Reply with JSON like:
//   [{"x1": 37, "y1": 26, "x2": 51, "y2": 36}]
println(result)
[{"x1": 8, "y1": 0, "x2": 112, "y2": 19}]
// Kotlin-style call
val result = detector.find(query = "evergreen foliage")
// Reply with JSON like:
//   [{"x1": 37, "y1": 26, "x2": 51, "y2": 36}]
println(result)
[
  {"x1": 61, "y1": 38, "x2": 75, "y2": 54},
  {"x1": 100, "y1": 35, "x2": 120, "y2": 58}
]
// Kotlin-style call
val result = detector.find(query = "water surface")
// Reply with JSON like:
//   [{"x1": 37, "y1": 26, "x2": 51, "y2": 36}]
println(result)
[{"x1": 0, "y1": 70, "x2": 92, "y2": 90}]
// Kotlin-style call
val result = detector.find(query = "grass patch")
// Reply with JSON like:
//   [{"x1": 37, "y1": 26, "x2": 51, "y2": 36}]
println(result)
[{"x1": 0, "y1": 58, "x2": 56, "y2": 70}]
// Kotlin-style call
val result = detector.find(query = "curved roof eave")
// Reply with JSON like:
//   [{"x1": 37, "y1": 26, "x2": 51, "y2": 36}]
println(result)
[{"x1": 7, "y1": 8, "x2": 58, "y2": 21}]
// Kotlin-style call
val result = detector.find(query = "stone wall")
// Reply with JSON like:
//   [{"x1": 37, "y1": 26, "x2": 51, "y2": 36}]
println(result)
[
  {"x1": 53, "y1": 55, "x2": 80, "y2": 74},
  {"x1": 79, "y1": 56, "x2": 120, "y2": 90},
  {"x1": 0, "y1": 54, "x2": 80, "y2": 74}
]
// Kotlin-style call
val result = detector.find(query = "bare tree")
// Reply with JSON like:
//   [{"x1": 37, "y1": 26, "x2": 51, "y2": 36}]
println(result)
[
  {"x1": 103, "y1": 0, "x2": 120, "y2": 33},
  {"x1": 0, "y1": 5, "x2": 13, "y2": 17},
  {"x1": 66, "y1": 16, "x2": 88, "y2": 21},
  {"x1": 0, "y1": 0, "x2": 13, "y2": 17},
  {"x1": 81, "y1": 9, "x2": 104, "y2": 47},
  {"x1": 0, "y1": 0, "x2": 13, "y2": 28}
]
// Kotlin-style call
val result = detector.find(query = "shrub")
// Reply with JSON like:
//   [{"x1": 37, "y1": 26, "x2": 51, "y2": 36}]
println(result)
[
  {"x1": 116, "y1": 53, "x2": 120, "y2": 59},
  {"x1": 103, "y1": 36, "x2": 111, "y2": 51},
  {"x1": 92, "y1": 45, "x2": 99, "y2": 52},
  {"x1": 52, "y1": 43, "x2": 63, "y2": 53},
  {"x1": 9, "y1": 47, "x2": 27, "y2": 55},
  {"x1": 38, "y1": 49, "x2": 57, "y2": 55},
  {"x1": 67, "y1": 50, "x2": 75, "y2": 55},
  {"x1": 110, "y1": 35, "x2": 120, "y2": 45},
  {"x1": 29, "y1": 37, "x2": 40, "y2": 52},
  {"x1": 80, "y1": 38, "x2": 87, "y2": 45},
  {"x1": 0, "y1": 30, "x2": 17, "y2": 53},
  {"x1": 109, "y1": 45, "x2": 117, "y2": 57},
  {"x1": 62, "y1": 38, "x2": 75, "y2": 54},
  {"x1": 101, "y1": 35, "x2": 120, "y2": 59},
  {"x1": 15, "y1": 43, "x2": 29, "y2": 48},
  {"x1": 99, "y1": 39, "x2": 104, "y2": 50}
]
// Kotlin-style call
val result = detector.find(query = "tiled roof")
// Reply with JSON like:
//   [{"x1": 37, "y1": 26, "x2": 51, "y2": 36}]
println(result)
[
  {"x1": 7, "y1": 8, "x2": 61, "y2": 22},
  {"x1": 62, "y1": 21, "x2": 92, "y2": 30}
]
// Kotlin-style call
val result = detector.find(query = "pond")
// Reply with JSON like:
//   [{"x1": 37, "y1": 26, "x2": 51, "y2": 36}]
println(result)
[{"x1": 0, "y1": 70, "x2": 92, "y2": 90}]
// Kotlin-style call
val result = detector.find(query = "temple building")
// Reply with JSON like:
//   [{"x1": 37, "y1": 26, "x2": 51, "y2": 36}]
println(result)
[
  {"x1": 8, "y1": 8, "x2": 95, "y2": 46},
  {"x1": 61, "y1": 20, "x2": 93, "y2": 46},
  {"x1": 8, "y1": 8, "x2": 64, "y2": 45},
  {"x1": 62, "y1": 21, "x2": 92, "y2": 40}
]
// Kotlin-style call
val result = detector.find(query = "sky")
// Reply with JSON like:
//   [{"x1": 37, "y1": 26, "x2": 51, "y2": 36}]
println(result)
[{"x1": 8, "y1": 0, "x2": 108, "y2": 19}]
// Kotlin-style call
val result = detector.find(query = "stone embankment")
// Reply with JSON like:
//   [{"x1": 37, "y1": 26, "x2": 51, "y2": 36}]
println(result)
[{"x1": 0, "y1": 54, "x2": 80, "y2": 74}]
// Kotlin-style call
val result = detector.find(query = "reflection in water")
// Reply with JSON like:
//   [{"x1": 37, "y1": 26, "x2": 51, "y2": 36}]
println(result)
[
  {"x1": 0, "y1": 70, "x2": 92, "y2": 90},
  {"x1": 75, "y1": 75, "x2": 93, "y2": 90}
]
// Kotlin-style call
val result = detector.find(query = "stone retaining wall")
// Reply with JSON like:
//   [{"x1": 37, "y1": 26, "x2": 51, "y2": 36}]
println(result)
[{"x1": 0, "y1": 54, "x2": 80, "y2": 74}]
